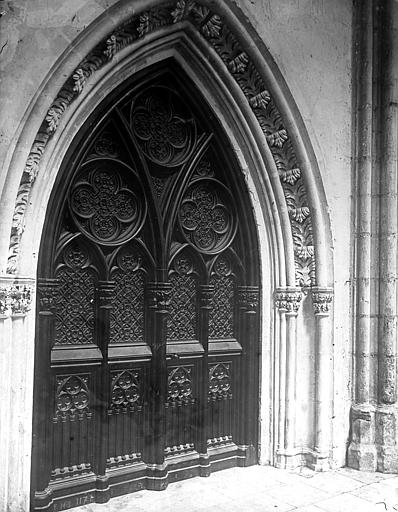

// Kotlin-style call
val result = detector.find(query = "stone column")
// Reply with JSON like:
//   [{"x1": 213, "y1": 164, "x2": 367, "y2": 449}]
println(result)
[
  {"x1": 0, "y1": 277, "x2": 34, "y2": 511},
  {"x1": 375, "y1": 0, "x2": 398, "y2": 473},
  {"x1": 0, "y1": 286, "x2": 11, "y2": 507},
  {"x1": 348, "y1": 0, "x2": 398, "y2": 473},
  {"x1": 311, "y1": 287, "x2": 333, "y2": 470},
  {"x1": 347, "y1": 0, "x2": 379, "y2": 473},
  {"x1": 274, "y1": 287, "x2": 302, "y2": 469}
]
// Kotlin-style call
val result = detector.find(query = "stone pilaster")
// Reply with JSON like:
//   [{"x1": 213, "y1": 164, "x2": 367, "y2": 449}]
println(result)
[
  {"x1": 311, "y1": 287, "x2": 334, "y2": 471},
  {"x1": 349, "y1": 0, "x2": 398, "y2": 474},
  {"x1": 274, "y1": 287, "x2": 302, "y2": 469},
  {"x1": 0, "y1": 276, "x2": 34, "y2": 511}
]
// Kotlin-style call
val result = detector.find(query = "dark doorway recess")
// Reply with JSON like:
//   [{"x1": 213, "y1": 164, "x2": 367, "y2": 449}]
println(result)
[{"x1": 31, "y1": 61, "x2": 261, "y2": 511}]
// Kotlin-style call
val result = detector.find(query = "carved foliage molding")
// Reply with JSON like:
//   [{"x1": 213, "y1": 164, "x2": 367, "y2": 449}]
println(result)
[
  {"x1": 274, "y1": 288, "x2": 302, "y2": 314},
  {"x1": 7, "y1": 0, "x2": 316, "y2": 289},
  {"x1": 0, "y1": 281, "x2": 33, "y2": 316},
  {"x1": 311, "y1": 287, "x2": 333, "y2": 316}
]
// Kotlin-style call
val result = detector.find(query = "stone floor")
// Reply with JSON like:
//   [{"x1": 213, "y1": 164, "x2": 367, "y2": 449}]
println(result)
[{"x1": 75, "y1": 465, "x2": 398, "y2": 512}]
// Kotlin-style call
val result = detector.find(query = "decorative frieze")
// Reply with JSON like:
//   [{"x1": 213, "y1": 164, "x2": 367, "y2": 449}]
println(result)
[
  {"x1": 274, "y1": 288, "x2": 302, "y2": 314},
  {"x1": 0, "y1": 279, "x2": 34, "y2": 317},
  {"x1": 311, "y1": 287, "x2": 333, "y2": 315}
]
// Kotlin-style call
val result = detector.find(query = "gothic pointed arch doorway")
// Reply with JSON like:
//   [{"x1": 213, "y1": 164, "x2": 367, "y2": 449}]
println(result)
[{"x1": 32, "y1": 61, "x2": 261, "y2": 511}]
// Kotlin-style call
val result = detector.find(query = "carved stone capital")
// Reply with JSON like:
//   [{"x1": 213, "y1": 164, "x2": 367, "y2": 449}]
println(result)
[
  {"x1": 199, "y1": 284, "x2": 214, "y2": 309},
  {"x1": 147, "y1": 282, "x2": 172, "y2": 313},
  {"x1": 0, "y1": 276, "x2": 34, "y2": 317},
  {"x1": 311, "y1": 287, "x2": 333, "y2": 316},
  {"x1": 37, "y1": 278, "x2": 59, "y2": 312},
  {"x1": 239, "y1": 286, "x2": 260, "y2": 313},
  {"x1": 274, "y1": 287, "x2": 302, "y2": 314}
]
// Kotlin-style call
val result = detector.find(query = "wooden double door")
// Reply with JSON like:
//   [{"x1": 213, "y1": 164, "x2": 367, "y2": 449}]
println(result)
[{"x1": 32, "y1": 64, "x2": 260, "y2": 511}]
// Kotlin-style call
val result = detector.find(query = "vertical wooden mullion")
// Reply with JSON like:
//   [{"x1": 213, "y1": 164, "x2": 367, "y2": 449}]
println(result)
[
  {"x1": 146, "y1": 281, "x2": 171, "y2": 489},
  {"x1": 238, "y1": 285, "x2": 259, "y2": 465},
  {"x1": 32, "y1": 278, "x2": 58, "y2": 509},
  {"x1": 197, "y1": 284, "x2": 213, "y2": 475},
  {"x1": 94, "y1": 280, "x2": 114, "y2": 502}
]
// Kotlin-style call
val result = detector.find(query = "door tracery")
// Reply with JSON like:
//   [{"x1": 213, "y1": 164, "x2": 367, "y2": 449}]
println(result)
[{"x1": 32, "y1": 65, "x2": 260, "y2": 511}]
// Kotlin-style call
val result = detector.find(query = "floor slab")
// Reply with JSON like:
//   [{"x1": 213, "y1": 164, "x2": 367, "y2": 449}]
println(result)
[{"x1": 72, "y1": 465, "x2": 398, "y2": 512}]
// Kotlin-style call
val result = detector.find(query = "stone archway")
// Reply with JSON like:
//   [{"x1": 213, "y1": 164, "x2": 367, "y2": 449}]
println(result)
[{"x1": 0, "y1": 2, "x2": 334, "y2": 510}]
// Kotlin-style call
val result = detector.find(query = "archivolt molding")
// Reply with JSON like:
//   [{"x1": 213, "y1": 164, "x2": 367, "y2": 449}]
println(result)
[{"x1": 7, "y1": 0, "x2": 315, "y2": 288}]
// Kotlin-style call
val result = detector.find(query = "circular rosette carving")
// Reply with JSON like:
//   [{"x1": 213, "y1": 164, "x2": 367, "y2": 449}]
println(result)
[
  {"x1": 131, "y1": 86, "x2": 196, "y2": 167},
  {"x1": 178, "y1": 180, "x2": 237, "y2": 254},
  {"x1": 69, "y1": 162, "x2": 146, "y2": 245}
]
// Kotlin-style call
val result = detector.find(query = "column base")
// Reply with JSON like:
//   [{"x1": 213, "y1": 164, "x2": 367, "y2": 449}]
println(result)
[
  {"x1": 198, "y1": 453, "x2": 211, "y2": 477},
  {"x1": 275, "y1": 449, "x2": 302, "y2": 469},
  {"x1": 376, "y1": 406, "x2": 398, "y2": 473},
  {"x1": 347, "y1": 442, "x2": 377, "y2": 471},
  {"x1": 307, "y1": 451, "x2": 331, "y2": 472},
  {"x1": 347, "y1": 404, "x2": 377, "y2": 472},
  {"x1": 146, "y1": 462, "x2": 169, "y2": 490},
  {"x1": 95, "y1": 475, "x2": 110, "y2": 503}
]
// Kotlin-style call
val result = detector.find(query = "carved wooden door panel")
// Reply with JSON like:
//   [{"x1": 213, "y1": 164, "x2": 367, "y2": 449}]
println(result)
[{"x1": 32, "y1": 66, "x2": 260, "y2": 511}]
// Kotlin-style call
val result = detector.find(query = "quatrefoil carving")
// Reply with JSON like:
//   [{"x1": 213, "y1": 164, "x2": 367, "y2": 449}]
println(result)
[
  {"x1": 179, "y1": 180, "x2": 237, "y2": 254},
  {"x1": 70, "y1": 165, "x2": 145, "y2": 245}
]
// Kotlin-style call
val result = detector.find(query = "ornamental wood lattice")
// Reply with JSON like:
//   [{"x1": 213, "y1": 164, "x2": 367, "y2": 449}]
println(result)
[{"x1": 32, "y1": 66, "x2": 260, "y2": 511}]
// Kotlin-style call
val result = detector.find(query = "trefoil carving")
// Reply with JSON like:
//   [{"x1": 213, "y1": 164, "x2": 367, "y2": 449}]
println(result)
[
  {"x1": 109, "y1": 370, "x2": 141, "y2": 413},
  {"x1": 54, "y1": 374, "x2": 91, "y2": 422},
  {"x1": 167, "y1": 366, "x2": 194, "y2": 407},
  {"x1": 208, "y1": 363, "x2": 232, "y2": 401}
]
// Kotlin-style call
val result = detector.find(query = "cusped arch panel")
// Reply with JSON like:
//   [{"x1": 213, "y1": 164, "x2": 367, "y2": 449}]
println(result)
[{"x1": 6, "y1": 0, "x2": 325, "y2": 291}]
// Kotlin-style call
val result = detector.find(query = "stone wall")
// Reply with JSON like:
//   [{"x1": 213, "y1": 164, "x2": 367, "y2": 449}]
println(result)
[{"x1": 0, "y1": 0, "x2": 353, "y2": 510}]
